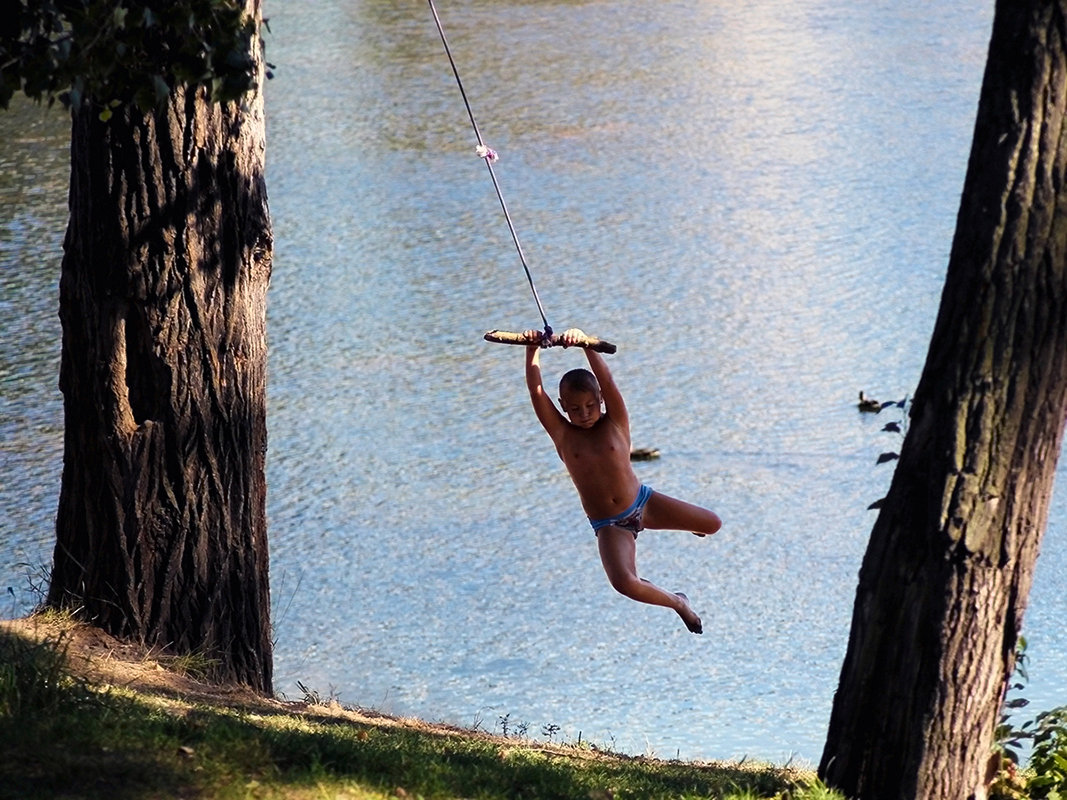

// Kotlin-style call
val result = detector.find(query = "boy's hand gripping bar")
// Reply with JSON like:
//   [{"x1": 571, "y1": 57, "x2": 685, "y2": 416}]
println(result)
[{"x1": 483, "y1": 329, "x2": 617, "y2": 354}]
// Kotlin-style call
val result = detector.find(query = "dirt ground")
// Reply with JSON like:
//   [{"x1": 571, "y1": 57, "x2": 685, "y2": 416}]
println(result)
[
  {"x1": 1, "y1": 613, "x2": 814, "y2": 792},
  {"x1": 0, "y1": 614, "x2": 492, "y2": 743},
  {"x1": 1, "y1": 613, "x2": 673, "y2": 770}
]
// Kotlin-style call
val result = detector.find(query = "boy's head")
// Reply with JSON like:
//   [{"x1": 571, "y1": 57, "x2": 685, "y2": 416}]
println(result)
[{"x1": 558, "y1": 369, "x2": 602, "y2": 428}]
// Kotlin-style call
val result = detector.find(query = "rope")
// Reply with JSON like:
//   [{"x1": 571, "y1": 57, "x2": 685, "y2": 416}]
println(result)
[{"x1": 426, "y1": 0, "x2": 552, "y2": 339}]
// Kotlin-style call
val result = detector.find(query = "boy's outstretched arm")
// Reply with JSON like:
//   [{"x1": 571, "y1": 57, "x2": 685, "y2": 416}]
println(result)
[
  {"x1": 561, "y1": 328, "x2": 629, "y2": 431},
  {"x1": 524, "y1": 337, "x2": 567, "y2": 439},
  {"x1": 587, "y1": 348, "x2": 629, "y2": 430}
]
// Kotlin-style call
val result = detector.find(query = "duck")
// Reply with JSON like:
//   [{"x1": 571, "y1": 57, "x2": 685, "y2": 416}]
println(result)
[{"x1": 858, "y1": 391, "x2": 882, "y2": 413}]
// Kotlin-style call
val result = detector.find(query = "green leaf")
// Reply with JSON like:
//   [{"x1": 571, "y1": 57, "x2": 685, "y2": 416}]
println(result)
[{"x1": 0, "y1": 0, "x2": 259, "y2": 110}]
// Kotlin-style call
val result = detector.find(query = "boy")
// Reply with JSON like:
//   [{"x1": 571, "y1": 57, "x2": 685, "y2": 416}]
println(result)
[{"x1": 523, "y1": 328, "x2": 721, "y2": 634}]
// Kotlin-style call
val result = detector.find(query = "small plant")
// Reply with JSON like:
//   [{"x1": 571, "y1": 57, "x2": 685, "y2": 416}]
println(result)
[
  {"x1": 995, "y1": 639, "x2": 1031, "y2": 772},
  {"x1": 1026, "y1": 706, "x2": 1067, "y2": 799},
  {"x1": 542, "y1": 723, "x2": 561, "y2": 743},
  {"x1": 866, "y1": 395, "x2": 911, "y2": 511},
  {"x1": 0, "y1": 629, "x2": 87, "y2": 718},
  {"x1": 7, "y1": 561, "x2": 52, "y2": 615},
  {"x1": 295, "y1": 680, "x2": 340, "y2": 707},
  {"x1": 496, "y1": 713, "x2": 530, "y2": 738},
  {"x1": 994, "y1": 704, "x2": 1067, "y2": 800},
  {"x1": 992, "y1": 638, "x2": 1033, "y2": 800},
  {"x1": 992, "y1": 638, "x2": 1067, "y2": 800},
  {"x1": 787, "y1": 776, "x2": 848, "y2": 799},
  {"x1": 161, "y1": 650, "x2": 220, "y2": 681}
]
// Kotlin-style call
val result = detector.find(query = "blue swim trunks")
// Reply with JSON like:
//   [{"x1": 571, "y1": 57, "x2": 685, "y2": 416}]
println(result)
[{"x1": 589, "y1": 484, "x2": 653, "y2": 537}]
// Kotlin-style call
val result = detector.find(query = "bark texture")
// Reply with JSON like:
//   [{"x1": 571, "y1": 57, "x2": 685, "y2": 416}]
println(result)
[
  {"x1": 46, "y1": 3, "x2": 273, "y2": 691},
  {"x1": 819, "y1": 2, "x2": 1067, "y2": 797}
]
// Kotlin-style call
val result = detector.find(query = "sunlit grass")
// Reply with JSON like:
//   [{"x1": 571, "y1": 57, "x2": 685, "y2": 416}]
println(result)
[{"x1": 0, "y1": 622, "x2": 842, "y2": 800}]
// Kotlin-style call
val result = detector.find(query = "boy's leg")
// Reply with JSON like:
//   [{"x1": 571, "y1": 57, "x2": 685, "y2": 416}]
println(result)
[
  {"x1": 596, "y1": 526, "x2": 702, "y2": 633},
  {"x1": 642, "y1": 491, "x2": 721, "y2": 536}
]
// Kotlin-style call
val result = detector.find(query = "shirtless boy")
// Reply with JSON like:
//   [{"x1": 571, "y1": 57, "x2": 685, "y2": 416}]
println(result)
[{"x1": 524, "y1": 328, "x2": 721, "y2": 634}]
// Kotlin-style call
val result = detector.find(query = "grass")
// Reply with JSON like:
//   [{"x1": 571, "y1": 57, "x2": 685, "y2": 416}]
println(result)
[{"x1": 0, "y1": 619, "x2": 841, "y2": 800}]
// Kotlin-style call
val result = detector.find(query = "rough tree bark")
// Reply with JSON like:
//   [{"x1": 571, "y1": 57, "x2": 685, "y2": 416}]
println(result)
[
  {"x1": 819, "y1": 2, "x2": 1067, "y2": 797},
  {"x1": 45, "y1": 3, "x2": 273, "y2": 691}
]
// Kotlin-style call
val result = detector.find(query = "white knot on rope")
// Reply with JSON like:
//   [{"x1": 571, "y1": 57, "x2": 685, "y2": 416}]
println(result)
[{"x1": 475, "y1": 144, "x2": 498, "y2": 163}]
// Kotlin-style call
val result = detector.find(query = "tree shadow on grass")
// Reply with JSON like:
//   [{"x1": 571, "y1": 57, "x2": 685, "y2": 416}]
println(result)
[
  {"x1": 0, "y1": 627, "x2": 191, "y2": 800},
  {"x1": 0, "y1": 625, "x2": 797, "y2": 799}
]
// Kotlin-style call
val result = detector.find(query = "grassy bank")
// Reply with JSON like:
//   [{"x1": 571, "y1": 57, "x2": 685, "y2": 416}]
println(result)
[{"x1": 0, "y1": 615, "x2": 839, "y2": 800}]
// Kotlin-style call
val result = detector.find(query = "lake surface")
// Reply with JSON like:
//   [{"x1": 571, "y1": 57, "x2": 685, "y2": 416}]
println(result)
[{"x1": 2, "y1": 0, "x2": 1064, "y2": 765}]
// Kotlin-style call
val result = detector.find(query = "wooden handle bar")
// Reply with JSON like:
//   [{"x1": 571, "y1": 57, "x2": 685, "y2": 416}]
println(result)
[{"x1": 484, "y1": 329, "x2": 617, "y2": 354}]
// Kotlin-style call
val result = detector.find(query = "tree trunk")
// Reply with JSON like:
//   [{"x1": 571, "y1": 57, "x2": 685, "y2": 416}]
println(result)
[
  {"x1": 819, "y1": 2, "x2": 1067, "y2": 798},
  {"x1": 46, "y1": 5, "x2": 273, "y2": 692}
]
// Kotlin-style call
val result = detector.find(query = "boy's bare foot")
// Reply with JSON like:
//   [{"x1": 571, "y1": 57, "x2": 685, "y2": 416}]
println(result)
[{"x1": 674, "y1": 592, "x2": 702, "y2": 634}]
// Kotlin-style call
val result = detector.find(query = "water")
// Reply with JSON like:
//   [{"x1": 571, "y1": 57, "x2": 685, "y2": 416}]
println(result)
[{"x1": 2, "y1": 0, "x2": 1064, "y2": 765}]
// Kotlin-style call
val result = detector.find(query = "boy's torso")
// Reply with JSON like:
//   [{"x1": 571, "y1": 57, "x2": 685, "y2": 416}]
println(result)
[{"x1": 554, "y1": 415, "x2": 640, "y2": 518}]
